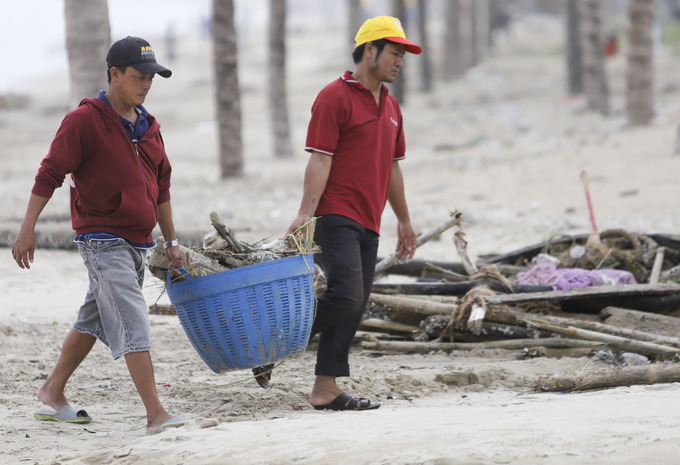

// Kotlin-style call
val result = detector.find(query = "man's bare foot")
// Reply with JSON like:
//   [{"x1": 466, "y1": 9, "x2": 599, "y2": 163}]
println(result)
[
  {"x1": 146, "y1": 412, "x2": 174, "y2": 434},
  {"x1": 36, "y1": 383, "x2": 68, "y2": 411},
  {"x1": 309, "y1": 375, "x2": 344, "y2": 407}
]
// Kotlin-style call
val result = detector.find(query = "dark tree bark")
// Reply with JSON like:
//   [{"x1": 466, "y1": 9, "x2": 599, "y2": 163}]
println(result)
[
  {"x1": 348, "y1": 0, "x2": 363, "y2": 57},
  {"x1": 269, "y1": 0, "x2": 293, "y2": 158},
  {"x1": 416, "y1": 0, "x2": 432, "y2": 92},
  {"x1": 391, "y1": 0, "x2": 406, "y2": 104},
  {"x1": 626, "y1": 0, "x2": 655, "y2": 126},
  {"x1": 578, "y1": 0, "x2": 609, "y2": 115},
  {"x1": 566, "y1": 0, "x2": 583, "y2": 95},
  {"x1": 213, "y1": 0, "x2": 243, "y2": 177},
  {"x1": 64, "y1": 0, "x2": 110, "y2": 109},
  {"x1": 443, "y1": 0, "x2": 463, "y2": 79}
]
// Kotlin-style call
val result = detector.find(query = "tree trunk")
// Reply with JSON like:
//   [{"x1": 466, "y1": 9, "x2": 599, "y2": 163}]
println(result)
[
  {"x1": 443, "y1": 0, "x2": 463, "y2": 79},
  {"x1": 63, "y1": 0, "x2": 110, "y2": 109},
  {"x1": 416, "y1": 0, "x2": 432, "y2": 92},
  {"x1": 391, "y1": 0, "x2": 406, "y2": 104},
  {"x1": 578, "y1": 0, "x2": 609, "y2": 115},
  {"x1": 348, "y1": 0, "x2": 363, "y2": 58},
  {"x1": 269, "y1": 0, "x2": 293, "y2": 159},
  {"x1": 471, "y1": 0, "x2": 489, "y2": 67},
  {"x1": 213, "y1": 0, "x2": 243, "y2": 178},
  {"x1": 565, "y1": 0, "x2": 583, "y2": 95},
  {"x1": 626, "y1": 0, "x2": 655, "y2": 126},
  {"x1": 488, "y1": 0, "x2": 509, "y2": 50}
]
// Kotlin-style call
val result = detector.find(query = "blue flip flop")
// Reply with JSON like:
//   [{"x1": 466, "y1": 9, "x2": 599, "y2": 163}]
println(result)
[{"x1": 34, "y1": 405, "x2": 92, "y2": 424}]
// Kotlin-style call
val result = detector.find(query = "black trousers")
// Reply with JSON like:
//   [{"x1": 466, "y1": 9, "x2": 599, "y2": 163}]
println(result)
[{"x1": 312, "y1": 215, "x2": 379, "y2": 377}]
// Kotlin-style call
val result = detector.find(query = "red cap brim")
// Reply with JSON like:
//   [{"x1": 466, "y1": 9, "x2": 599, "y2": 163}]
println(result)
[{"x1": 385, "y1": 37, "x2": 422, "y2": 55}]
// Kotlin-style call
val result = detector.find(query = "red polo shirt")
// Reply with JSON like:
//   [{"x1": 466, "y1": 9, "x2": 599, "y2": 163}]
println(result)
[{"x1": 305, "y1": 71, "x2": 406, "y2": 234}]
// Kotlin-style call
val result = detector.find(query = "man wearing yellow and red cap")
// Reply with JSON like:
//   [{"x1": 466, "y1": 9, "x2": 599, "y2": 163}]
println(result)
[{"x1": 281, "y1": 16, "x2": 421, "y2": 411}]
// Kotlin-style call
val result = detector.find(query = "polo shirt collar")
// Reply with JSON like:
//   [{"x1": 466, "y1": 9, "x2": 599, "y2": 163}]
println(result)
[{"x1": 341, "y1": 70, "x2": 389, "y2": 96}]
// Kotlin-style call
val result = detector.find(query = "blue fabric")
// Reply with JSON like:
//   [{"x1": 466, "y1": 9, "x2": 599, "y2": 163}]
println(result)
[{"x1": 97, "y1": 90, "x2": 150, "y2": 142}]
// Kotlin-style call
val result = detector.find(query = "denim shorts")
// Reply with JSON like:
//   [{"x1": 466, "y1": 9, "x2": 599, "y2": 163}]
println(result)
[{"x1": 75, "y1": 237, "x2": 151, "y2": 359}]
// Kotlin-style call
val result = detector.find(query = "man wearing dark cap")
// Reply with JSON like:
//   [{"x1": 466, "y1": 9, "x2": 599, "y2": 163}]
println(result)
[
  {"x1": 12, "y1": 36, "x2": 184, "y2": 434},
  {"x1": 281, "y1": 16, "x2": 420, "y2": 410}
]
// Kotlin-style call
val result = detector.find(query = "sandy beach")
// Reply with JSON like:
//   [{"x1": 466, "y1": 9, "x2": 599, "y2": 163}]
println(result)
[{"x1": 2, "y1": 9, "x2": 680, "y2": 465}]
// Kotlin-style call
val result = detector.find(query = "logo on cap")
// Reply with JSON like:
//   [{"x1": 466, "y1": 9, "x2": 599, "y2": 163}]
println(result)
[{"x1": 140, "y1": 46, "x2": 155, "y2": 61}]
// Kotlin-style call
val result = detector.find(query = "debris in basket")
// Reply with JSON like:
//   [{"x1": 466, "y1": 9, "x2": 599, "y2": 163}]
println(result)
[{"x1": 146, "y1": 211, "x2": 320, "y2": 282}]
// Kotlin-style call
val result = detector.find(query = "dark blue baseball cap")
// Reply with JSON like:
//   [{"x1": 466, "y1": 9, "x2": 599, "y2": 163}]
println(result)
[{"x1": 106, "y1": 36, "x2": 172, "y2": 78}]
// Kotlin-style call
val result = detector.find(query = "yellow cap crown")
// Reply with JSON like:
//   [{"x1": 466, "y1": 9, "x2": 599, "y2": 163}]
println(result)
[{"x1": 354, "y1": 16, "x2": 422, "y2": 54}]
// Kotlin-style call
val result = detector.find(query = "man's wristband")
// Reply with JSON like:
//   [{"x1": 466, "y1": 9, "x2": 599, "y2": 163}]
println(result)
[{"x1": 163, "y1": 239, "x2": 179, "y2": 250}]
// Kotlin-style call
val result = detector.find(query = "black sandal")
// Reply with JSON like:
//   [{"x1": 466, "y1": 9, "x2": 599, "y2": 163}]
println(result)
[
  {"x1": 312, "y1": 392, "x2": 381, "y2": 411},
  {"x1": 252, "y1": 363, "x2": 274, "y2": 389}
]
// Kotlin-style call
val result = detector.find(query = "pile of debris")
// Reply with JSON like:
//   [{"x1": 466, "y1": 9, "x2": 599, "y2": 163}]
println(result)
[
  {"x1": 360, "y1": 213, "x2": 680, "y2": 392},
  {"x1": 146, "y1": 211, "x2": 319, "y2": 283}
]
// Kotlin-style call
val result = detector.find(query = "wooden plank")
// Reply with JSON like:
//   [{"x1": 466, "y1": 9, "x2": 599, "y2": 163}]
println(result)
[
  {"x1": 371, "y1": 280, "x2": 552, "y2": 296},
  {"x1": 484, "y1": 283, "x2": 680, "y2": 305}
]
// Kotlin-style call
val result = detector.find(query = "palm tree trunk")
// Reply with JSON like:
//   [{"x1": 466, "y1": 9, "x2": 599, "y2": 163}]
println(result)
[
  {"x1": 566, "y1": 0, "x2": 583, "y2": 95},
  {"x1": 63, "y1": 0, "x2": 110, "y2": 109},
  {"x1": 391, "y1": 0, "x2": 406, "y2": 104},
  {"x1": 348, "y1": 0, "x2": 363, "y2": 58},
  {"x1": 269, "y1": 0, "x2": 293, "y2": 158},
  {"x1": 213, "y1": 0, "x2": 243, "y2": 178},
  {"x1": 416, "y1": 0, "x2": 432, "y2": 92},
  {"x1": 578, "y1": 0, "x2": 609, "y2": 115},
  {"x1": 443, "y1": 0, "x2": 463, "y2": 80},
  {"x1": 626, "y1": 0, "x2": 655, "y2": 126}
]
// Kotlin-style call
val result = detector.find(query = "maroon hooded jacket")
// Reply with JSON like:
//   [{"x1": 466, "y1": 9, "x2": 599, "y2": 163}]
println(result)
[{"x1": 32, "y1": 98, "x2": 172, "y2": 245}]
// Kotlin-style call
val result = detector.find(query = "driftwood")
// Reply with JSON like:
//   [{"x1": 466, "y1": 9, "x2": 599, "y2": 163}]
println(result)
[
  {"x1": 380, "y1": 259, "x2": 525, "y2": 280},
  {"x1": 147, "y1": 242, "x2": 227, "y2": 281},
  {"x1": 359, "y1": 318, "x2": 420, "y2": 334},
  {"x1": 536, "y1": 363, "x2": 680, "y2": 392},
  {"x1": 529, "y1": 313, "x2": 680, "y2": 349},
  {"x1": 601, "y1": 306, "x2": 680, "y2": 338},
  {"x1": 209, "y1": 211, "x2": 247, "y2": 253},
  {"x1": 368, "y1": 294, "x2": 457, "y2": 317},
  {"x1": 371, "y1": 280, "x2": 552, "y2": 296},
  {"x1": 368, "y1": 293, "x2": 531, "y2": 327},
  {"x1": 525, "y1": 317, "x2": 680, "y2": 360},
  {"x1": 361, "y1": 225, "x2": 680, "y2": 392},
  {"x1": 453, "y1": 230, "x2": 478, "y2": 276},
  {"x1": 649, "y1": 247, "x2": 665, "y2": 284},
  {"x1": 421, "y1": 264, "x2": 470, "y2": 282},
  {"x1": 419, "y1": 315, "x2": 551, "y2": 341},
  {"x1": 484, "y1": 283, "x2": 680, "y2": 305},
  {"x1": 374, "y1": 210, "x2": 463, "y2": 275},
  {"x1": 378, "y1": 259, "x2": 467, "y2": 277},
  {"x1": 360, "y1": 337, "x2": 603, "y2": 354}
]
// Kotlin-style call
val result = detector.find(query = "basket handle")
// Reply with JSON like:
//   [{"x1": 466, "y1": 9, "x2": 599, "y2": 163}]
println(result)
[{"x1": 166, "y1": 267, "x2": 192, "y2": 284}]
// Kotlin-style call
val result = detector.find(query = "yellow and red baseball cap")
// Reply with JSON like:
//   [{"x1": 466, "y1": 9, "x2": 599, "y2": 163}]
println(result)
[{"x1": 354, "y1": 16, "x2": 422, "y2": 55}]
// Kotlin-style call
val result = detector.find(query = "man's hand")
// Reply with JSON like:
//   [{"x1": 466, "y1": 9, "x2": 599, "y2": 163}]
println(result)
[
  {"x1": 286, "y1": 213, "x2": 312, "y2": 238},
  {"x1": 12, "y1": 228, "x2": 37, "y2": 269},
  {"x1": 164, "y1": 245, "x2": 185, "y2": 272},
  {"x1": 395, "y1": 220, "x2": 416, "y2": 260}
]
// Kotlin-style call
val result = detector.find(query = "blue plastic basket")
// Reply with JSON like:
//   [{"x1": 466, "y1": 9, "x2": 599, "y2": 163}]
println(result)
[{"x1": 165, "y1": 254, "x2": 316, "y2": 373}]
